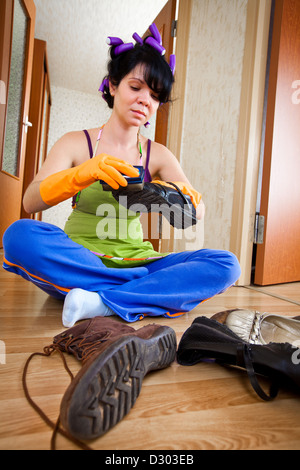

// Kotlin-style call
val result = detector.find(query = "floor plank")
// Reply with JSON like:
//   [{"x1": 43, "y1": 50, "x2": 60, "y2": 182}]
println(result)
[{"x1": 0, "y1": 255, "x2": 300, "y2": 450}]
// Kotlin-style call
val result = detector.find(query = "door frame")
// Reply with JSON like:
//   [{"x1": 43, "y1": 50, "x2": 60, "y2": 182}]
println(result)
[
  {"x1": 141, "y1": 0, "x2": 177, "y2": 252},
  {"x1": 161, "y1": 0, "x2": 193, "y2": 254},
  {"x1": 20, "y1": 39, "x2": 52, "y2": 221},
  {"x1": 229, "y1": 0, "x2": 272, "y2": 286}
]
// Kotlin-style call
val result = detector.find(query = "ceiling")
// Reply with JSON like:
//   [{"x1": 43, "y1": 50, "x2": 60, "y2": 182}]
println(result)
[{"x1": 33, "y1": 0, "x2": 168, "y2": 96}]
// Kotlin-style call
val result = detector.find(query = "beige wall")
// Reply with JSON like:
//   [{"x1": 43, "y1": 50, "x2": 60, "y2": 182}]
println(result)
[{"x1": 173, "y1": 0, "x2": 248, "y2": 252}]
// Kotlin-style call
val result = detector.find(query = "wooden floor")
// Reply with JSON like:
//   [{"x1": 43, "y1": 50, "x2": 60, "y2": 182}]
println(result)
[{"x1": 1, "y1": 252, "x2": 300, "y2": 450}]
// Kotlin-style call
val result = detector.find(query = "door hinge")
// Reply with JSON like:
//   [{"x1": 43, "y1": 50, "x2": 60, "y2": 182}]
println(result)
[
  {"x1": 171, "y1": 20, "x2": 177, "y2": 38},
  {"x1": 254, "y1": 213, "x2": 265, "y2": 244}
]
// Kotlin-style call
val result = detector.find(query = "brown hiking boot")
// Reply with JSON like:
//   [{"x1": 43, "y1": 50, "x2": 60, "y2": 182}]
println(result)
[{"x1": 53, "y1": 317, "x2": 177, "y2": 441}]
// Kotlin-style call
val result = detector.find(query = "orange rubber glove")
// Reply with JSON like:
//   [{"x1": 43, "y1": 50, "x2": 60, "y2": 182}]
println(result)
[
  {"x1": 152, "y1": 180, "x2": 202, "y2": 209},
  {"x1": 40, "y1": 154, "x2": 140, "y2": 206}
]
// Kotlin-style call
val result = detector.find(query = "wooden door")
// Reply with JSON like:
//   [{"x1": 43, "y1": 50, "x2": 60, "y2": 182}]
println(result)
[
  {"x1": 153, "y1": 0, "x2": 177, "y2": 147},
  {"x1": 21, "y1": 39, "x2": 52, "y2": 221},
  {"x1": 254, "y1": 0, "x2": 300, "y2": 285},
  {"x1": 141, "y1": 0, "x2": 177, "y2": 250},
  {"x1": 0, "y1": 0, "x2": 36, "y2": 246}
]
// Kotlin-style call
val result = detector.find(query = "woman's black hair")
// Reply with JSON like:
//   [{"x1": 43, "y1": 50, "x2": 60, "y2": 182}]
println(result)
[{"x1": 101, "y1": 41, "x2": 174, "y2": 109}]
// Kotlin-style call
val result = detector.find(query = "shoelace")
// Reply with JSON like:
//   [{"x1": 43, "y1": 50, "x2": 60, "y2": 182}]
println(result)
[
  {"x1": 22, "y1": 333, "x2": 113, "y2": 450},
  {"x1": 54, "y1": 331, "x2": 111, "y2": 364},
  {"x1": 236, "y1": 343, "x2": 279, "y2": 401}
]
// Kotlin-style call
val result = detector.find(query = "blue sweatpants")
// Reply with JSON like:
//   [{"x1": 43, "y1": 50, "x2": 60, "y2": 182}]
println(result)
[{"x1": 2, "y1": 219, "x2": 241, "y2": 322}]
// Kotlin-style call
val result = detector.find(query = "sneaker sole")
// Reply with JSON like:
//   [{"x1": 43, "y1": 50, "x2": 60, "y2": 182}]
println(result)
[
  {"x1": 60, "y1": 326, "x2": 177, "y2": 441},
  {"x1": 113, "y1": 184, "x2": 197, "y2": 229}
]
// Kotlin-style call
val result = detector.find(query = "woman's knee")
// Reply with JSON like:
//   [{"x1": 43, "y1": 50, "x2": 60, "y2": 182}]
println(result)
[
  {"x1": 3, "y1": 219, "x2": 60, "y2": 262},
  {"x1": 196, "y1": 248, "x2": 241, "y2": 285},
  {"x1": 3, "y1": 219, "x2": 34, "y2": 255},
  {"x1": 216, "y1": 250, "x2": 241, "y2": 284}
]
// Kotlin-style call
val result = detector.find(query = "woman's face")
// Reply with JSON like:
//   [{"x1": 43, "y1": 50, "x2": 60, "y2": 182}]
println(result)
[{"x1": 110, "y1": 65, "x2": 160, "y2": 127}]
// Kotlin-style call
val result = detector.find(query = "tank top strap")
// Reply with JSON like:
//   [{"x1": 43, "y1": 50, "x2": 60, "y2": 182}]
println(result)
[
  {"x1": 82, "y1": 130, "x2": 152, "y2": 180},
  {"x1": 144, "y1": 139, "x2": 152, "y2": 183},
  {"x1": 83, "y1": 129, "x2": 93, "y2": 159},
  {"x1": 72, "y1": 130, "x2": 93, "y2": 208}
]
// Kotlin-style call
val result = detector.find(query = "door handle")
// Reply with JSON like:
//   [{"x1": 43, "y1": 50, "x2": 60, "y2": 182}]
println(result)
[{"x1": 23, "y1": 116, "x2": 33, "y2": 133}]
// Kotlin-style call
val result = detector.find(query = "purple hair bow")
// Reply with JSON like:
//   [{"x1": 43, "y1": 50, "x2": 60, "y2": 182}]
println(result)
[
  {"x1": 106, "y1": 36, "x2": 134, "y2": 56},
  {"x1": 105, "y1": 23, "x2": 175, "y2": 74},
  {"x1": 133, "y1": 23, "x2": 175, "y2": 74},
  {"x1": 169, "y1": 54, "x2": 176, "y2": 75}
]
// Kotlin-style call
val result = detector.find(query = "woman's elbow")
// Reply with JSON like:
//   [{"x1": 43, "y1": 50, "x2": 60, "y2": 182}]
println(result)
[
  {"x1": 23, "y1": 182, "x2": 48, "y2": 214},
  {"x1": 22, "y1": 192, "x2": 35, "y2": 214}
]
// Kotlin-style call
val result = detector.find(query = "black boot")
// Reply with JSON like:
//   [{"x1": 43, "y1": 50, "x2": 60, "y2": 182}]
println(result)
[
  {"x1": 177, "y1": 316, "x2": 300, "y2": 401},
  {"x1": 112, "y1": 181, "x2": 197, "y2": 229}
]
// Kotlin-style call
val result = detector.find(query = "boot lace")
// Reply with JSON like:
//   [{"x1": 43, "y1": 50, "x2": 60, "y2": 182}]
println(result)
[
  {"x1": 22, "y1": 330, "x2": 113, "y2": 450},
  {"x1": 54, "y1": 330, "x2": 112, "y2": 363}
]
